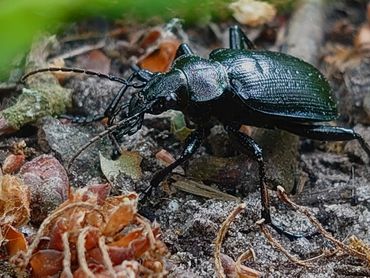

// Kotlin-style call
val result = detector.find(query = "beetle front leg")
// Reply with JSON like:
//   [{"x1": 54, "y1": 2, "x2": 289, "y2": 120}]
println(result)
[
  {"x1": 140, "y1": 128, "x2": 206, "y2": 201},
  {"x1": 229, "y1": 25, "x2": 255, "y2": 50}
]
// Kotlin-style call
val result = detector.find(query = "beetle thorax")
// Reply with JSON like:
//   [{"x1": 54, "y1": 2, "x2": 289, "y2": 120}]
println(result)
[{"x1": 173, "y1": 55, "x2": 230, "y2": 102}]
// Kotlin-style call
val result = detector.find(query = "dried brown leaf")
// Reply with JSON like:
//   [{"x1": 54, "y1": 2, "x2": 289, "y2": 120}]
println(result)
[
  {"x1": 2, "y1": 154, "x2": 26, "y2": 174},
  {"x1": 1, "y1": 224, "x2": 28, "y2": 257},
  {"x1": 0, "y1": 175, "x2": 30, "y2": 227},
  {"x1": 229, "y1": 0, "x2": 277, "y2": 27},
  {"x1": 102, "y1": 197, "x2": 137, "y2": 237}
]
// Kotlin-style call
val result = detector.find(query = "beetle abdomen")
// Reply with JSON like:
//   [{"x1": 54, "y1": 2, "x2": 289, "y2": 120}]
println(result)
[{"x1": 210, "y1": 49, "x2": 337, "y2": 122}]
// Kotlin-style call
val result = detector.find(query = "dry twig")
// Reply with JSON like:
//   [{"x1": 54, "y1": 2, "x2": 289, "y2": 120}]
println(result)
[
  {"x1": 276, "y1": 186, "x2": 368, "y2": 263},
  {"x1": 257, "y1": 219, "x2": 310, "y2": 267},
  {"x1": 61, "y1": 232, "x2": 73, "y2": 278},
  {"x1": 214, "y1": 203, "x2": 246, "y2": 278}
]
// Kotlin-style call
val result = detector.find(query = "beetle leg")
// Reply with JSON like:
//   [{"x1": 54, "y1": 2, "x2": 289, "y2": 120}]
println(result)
[
  {"x1": 229, "y1": 25, "x2": 255, "y2": 50},
  {"x1": 175, "y1": 43, "x2": 194, "y2": 59},
  {"x1": 140, "y1": 128, "x2": 206, "y2": 201},
  {"x1": 226, "y1": 125, "x2": 309, "y2": 239},
  {"x1": 279, "y1": 123, "x2": 370, "y2": 161},
  {"x1": 225, "y1": 125, "x2": 271, "y2": 222}
]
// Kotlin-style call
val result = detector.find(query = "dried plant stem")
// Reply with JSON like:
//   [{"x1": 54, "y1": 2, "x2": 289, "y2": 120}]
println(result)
[
  {"x1": 137, "y1": 216, "x2": 156, "y2": 249},
  {"x1": 257, "y1": 220, "x2": 310, "y2": 267},
  {"x1": 77, "y1": 227, "x2": 96, "y2": 278},
  {"x1": 62, "y1": 232, "x2": 73, "y2": 278},
  {"x1": 98, "y1": 236, "x2": 116, "y2": 278},
  {"x1": 235, "y1": 248, "x2": 261, "y2": 278},
  {"x1": 214, "y1": 203, "x2": 246, "y2": 278},
  {"x1": 276, "y1": 186, "x2": 368, "y2": 262}
]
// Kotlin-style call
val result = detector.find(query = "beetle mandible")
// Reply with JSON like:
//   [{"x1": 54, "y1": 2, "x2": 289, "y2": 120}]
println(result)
[{"x1": 22, "y1": 26, "x2": 370, "y2": 235}]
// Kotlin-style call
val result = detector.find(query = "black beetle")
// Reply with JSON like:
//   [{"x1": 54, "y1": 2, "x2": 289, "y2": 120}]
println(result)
[{"x1": 22, "y1": 26, "x2": 370, "y2": 236}]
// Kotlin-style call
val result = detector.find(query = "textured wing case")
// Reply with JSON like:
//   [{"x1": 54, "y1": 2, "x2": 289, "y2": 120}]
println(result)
[{"x1": 210, "y1": 49, "x2": 337, "y2": 121}]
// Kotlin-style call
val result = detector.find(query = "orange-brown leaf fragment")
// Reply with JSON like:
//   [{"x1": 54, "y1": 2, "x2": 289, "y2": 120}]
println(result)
[
  {"x1": 138, "y1": 39, "x2": 180, "y2": 72},
  {"x1": 102, "y1": 197, "x2": 136, "y2": 237},
  {"x1": 109, "y1": 228, "x2": 143, "y2": 247},
  {"x1": 30, "y1": 250, "x2": 63, "y2": 277},
  {"x1": 1, "y1": 224, "x2": 28, "y2": 257},
  {"x1": 2, "y1": 154, "x2": 26, "y2": 174}
]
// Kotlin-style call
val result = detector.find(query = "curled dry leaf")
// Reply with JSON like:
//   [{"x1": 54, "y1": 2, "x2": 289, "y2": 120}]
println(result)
[
  {"x1": 19, "y1": 154, "x2": 69, "y2": 225},
  {"x1": 229, "y1": 0, "x2": 277, "y2": 27},
  {"x1": 82, "y1": 183, "x2": 111, "y2": 205},
  {"x1": 137, "y1": 24, "x2": 181, "y2": 72},
  {"x1": 0, "y1": 175, "x2": 30, "y2": 227},
  {"x1": 138, "y1": 38, "x2": 180, "y2": 72},
  {"x1": 12, "y1": 188, "x2": 168, "y2": 277},
  {"x1": 2, "y1": 154, "x2": 26, "y2": 175},
  {"x1": 1, "y1": 224, "x2": 28, "y2": 258}
]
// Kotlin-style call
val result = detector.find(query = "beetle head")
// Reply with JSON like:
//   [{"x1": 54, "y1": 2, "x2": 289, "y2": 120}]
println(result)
[{"x1": 128, "y1": 69, "x2": 188, "y2": 117}]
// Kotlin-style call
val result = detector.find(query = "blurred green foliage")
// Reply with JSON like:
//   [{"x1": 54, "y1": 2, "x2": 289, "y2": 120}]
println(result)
[
  {"x1": 0, "y1": 0, "x2": 296, "y2": 80},
  {"x1": 0, "y1": 0, "x2": 230, "y2": 80}
]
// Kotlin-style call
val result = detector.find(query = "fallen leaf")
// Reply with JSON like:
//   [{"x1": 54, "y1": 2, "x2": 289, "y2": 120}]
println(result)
[
  {"x1": 100, "y1": 151, "x2": 142, "y2": 182},
  {"x1": 139, "y1": 29, "x2": 162, "y2": 49},
  {"x1": 30, "y1": 250, "x2": 63, "y2": 277},
  {"x1": 171, "y1": 174, "x2": 240, "y2": 202},
  {"x1": 229, "y1": 0, "x2": 277, "y2": 27},
  {"x1": 82, "y1": 183, "x2": 112, "y2": 205},
  {"x1": 1, "y1": 224, "x2": 28, "y2": 257},
  {"x1": 102, "y1": 197, "x2": 136, "y2": 237},
  {"x1": 2, "y1": 153, "x2": 26, "y2": 174},
  {"x1": 170, "y1": 111, "x2": 194, "y2": 141},
  {"x1": 138, "y1": 39, "x2": 180, "y2": 72}
]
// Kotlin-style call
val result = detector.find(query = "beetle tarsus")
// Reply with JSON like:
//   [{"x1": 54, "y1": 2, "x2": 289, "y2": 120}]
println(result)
[{"x1": 268, "y1": 220, "x2": 318, "y2": 240}]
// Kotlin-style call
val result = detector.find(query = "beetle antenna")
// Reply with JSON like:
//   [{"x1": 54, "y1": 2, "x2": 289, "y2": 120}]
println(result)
[
  {"x1": 67, "y1": 112, "x2": 144, "y2": 171},
  {"x1": 21, "y1": 67, "x2": 128, "y2": 84}
]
